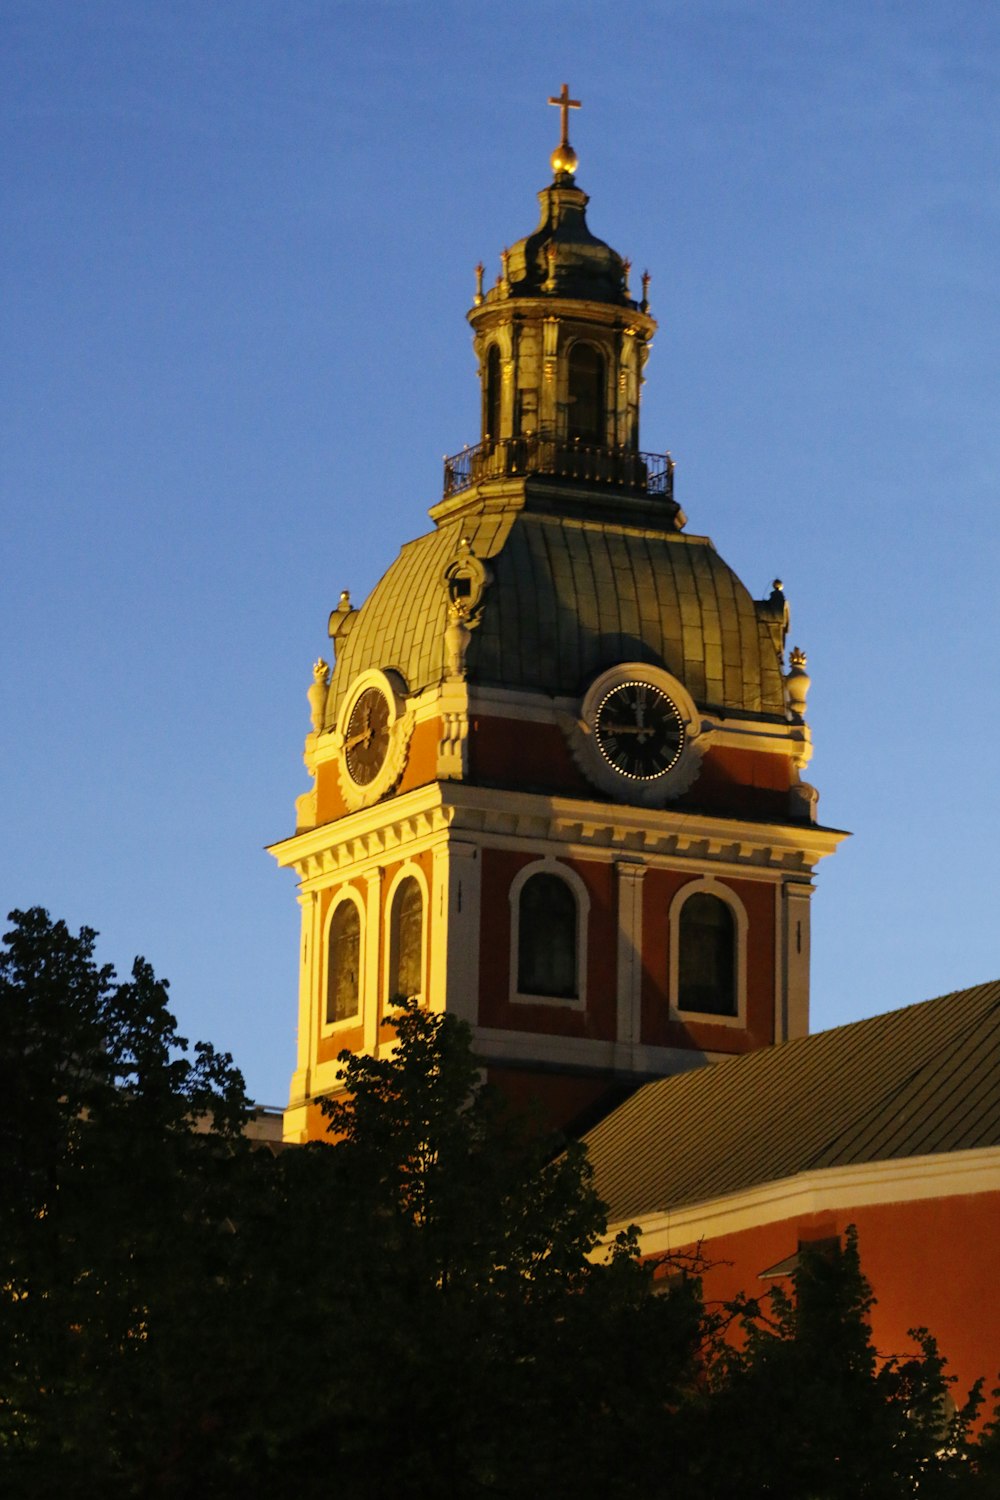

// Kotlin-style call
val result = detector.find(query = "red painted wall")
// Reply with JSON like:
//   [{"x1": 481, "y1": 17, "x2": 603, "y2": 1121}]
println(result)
[
  {"x1": 467, "y1": 718, "x2": 796, "y2": 821},
  {"x1": 470, "y1": 716, "x2": 589, "y2": 793},
  {"x1": 486, "y1": 1066, "x2": 631, "y2": 1136},
  {"x1": 682, "y1": 744, "x2": 793, "y2": 818},
  {"x1": 662, "y1": 1192, "x2": 1000, "y2": 1414}
]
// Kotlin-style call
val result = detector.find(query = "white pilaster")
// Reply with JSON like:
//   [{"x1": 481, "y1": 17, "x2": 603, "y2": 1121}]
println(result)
[
  {"x1": 781, "y1": 878, "x2": 813, "y2": 1040},
  {"x1": 429, "y1": 844, "x2": 449, "y2": 1015},
  {"x1": 284, "y1": 891, "x2": 319, "y2": 1140},
  {"x1": 429, "y1": 839, "x2": 482, "y2": 1024},
  {"x1": 614, "y1": 860, "x2": 646, "y2": 1072},
  {"x1": 363, "y1": 868, "x2": 383, "y2": 1055}
]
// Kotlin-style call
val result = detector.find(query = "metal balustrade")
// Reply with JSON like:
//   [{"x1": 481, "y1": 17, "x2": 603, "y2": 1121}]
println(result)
[{"x1": 443, "y1": 435, "x2": 675, "y2": 501}]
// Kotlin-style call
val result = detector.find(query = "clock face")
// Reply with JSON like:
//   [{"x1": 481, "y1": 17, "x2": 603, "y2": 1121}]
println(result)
[
  {"x1": 344, "y1": 686, "x2": 391, "y2": 786},
  {"x1": 594, "y1": 680, "x2": 684, "y2": 781}
]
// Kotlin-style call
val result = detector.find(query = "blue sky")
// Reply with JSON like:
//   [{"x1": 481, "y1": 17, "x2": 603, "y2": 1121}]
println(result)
[{"x1": 3, "y1": 1, "x2": 998, "y2": 1106}]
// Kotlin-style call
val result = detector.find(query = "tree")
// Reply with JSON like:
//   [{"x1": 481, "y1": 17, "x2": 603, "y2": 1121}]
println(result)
[
  {"x1": 0, "y1": 919, "x2": 704, "y2": 1497},
  {"x1": 3, "y1": 912, "x2": 997, "y2": 1497},
  {"x1": 689, "y1": 1226, "x2": 989, "y2": 1499},
  {"x1": 0, "y1": 908, "x2": 250, "y2": 1495},
  {"x1": 250, "y1": 1000, "x2": 707, "y2": 1498}
]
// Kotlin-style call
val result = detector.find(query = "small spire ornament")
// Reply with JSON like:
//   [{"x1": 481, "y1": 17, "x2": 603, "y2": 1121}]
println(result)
[
  {"x1": 547, "y1": 82, "x2": 581, "y2": 177},
  {"x1": 785, "y1": 646, "x2": 811, "y2": 722}
]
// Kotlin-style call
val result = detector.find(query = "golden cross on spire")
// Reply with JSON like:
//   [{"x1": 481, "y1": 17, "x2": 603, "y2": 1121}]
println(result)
[{"x1": 547, "y1": 82, "x2": 581, "y2": 146}]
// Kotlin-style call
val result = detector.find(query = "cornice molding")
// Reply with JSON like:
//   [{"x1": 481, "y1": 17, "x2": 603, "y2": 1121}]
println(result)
[
  {"x1": 269, "y1": 780, "x2": 847, "y2": 884},
  {"x1": 443, "y1": 783, "x2": 846, "y2": 869},
  {"x1": 601, "y1": 1146, "x2": 1000, "y2": 1261},
  {"x1": 472, "y1": 1025, "x2": 730, "y2": 1077},
  {"x1": 468, "y1": 294, "x2": 657, "y2": 335}
]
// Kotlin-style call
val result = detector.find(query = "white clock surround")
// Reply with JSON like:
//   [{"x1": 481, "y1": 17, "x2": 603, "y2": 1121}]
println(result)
[{"x1": 566, "y1": 662, "x2": 707, "y2": 805}]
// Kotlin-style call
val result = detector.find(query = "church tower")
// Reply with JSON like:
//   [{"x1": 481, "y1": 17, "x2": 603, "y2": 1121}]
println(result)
[{"x1": 270, "y1": 92, "x2": 846, "y2": 1142}]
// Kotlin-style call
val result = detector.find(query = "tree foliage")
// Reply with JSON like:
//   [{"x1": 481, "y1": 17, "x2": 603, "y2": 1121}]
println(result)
[
  {"x1": 691, "y1": 1228, "x2": 988, "y2": 1499},
  {"x1": 309, "y1": 1002, "x2": 706, "y2": 1497},
  {"x1": 1, "y1": 909, "x2": 997, "y2": 1498},
  {"x1": 0, "y1": 907, "x2": 250, "y2": 1494}
]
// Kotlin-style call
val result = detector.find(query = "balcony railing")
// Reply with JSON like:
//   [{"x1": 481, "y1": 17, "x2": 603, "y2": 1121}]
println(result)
[{"x1": 442, "y1": 435, "x2": 675, "y2": 502}]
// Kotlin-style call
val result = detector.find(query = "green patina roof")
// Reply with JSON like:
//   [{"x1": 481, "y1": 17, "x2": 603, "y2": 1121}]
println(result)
[
  {"x1": 326, "y1": 496, "x2": 786, "y2": 723},
  {"x1": 581, "y1": 980, "x2": 1000, "y2": 1224}
]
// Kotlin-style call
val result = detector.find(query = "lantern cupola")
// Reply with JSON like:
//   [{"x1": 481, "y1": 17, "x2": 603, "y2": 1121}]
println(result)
[{"x1": 459, "y1": 85, "x2": 666, "y2": 507}]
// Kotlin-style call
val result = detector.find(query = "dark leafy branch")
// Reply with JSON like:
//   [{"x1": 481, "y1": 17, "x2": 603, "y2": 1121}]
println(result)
[{"x1": 2, "y1": 911, "x2": 997, "y2": 1499}]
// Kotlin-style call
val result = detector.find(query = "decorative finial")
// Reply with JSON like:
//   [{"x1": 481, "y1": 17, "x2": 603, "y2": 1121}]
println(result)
[
  {"x1": 641, "y1": 269, "x2": 651, "y2": 309},
  {"x1": 623, "y1": 258, "x2": 631, "y2": 295},
  {"x1": 785, "y1": 646, "x2": 811, "y2": 723},
  {"x1": 474, "y1": 261, "x2": 484, "y2": 306},
  {"x1": 500, "y1": 247, "x2": 510, "y2": 292},
  {"x1": 548, "y1": 82, "x2": 581, "y2": 178}
]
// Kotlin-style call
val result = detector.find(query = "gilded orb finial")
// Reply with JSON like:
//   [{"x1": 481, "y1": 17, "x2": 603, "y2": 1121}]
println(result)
[{"x1": 547, "y1": 82, "x2": 581, "y2": 178}]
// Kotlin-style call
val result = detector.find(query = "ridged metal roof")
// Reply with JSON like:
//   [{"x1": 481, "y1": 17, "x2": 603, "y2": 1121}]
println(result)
[
  {"x1": 328, "y1": 504, "x2": 785, "y2": 722},
  {"x1": 496, "y1": 180, "x2": 630, "y2": 306},
  {"x1": 582, "y1": 981, "x2": 1000, "y2": 1224}
]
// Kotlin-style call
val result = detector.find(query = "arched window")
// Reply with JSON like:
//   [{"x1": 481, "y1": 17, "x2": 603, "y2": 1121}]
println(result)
[
  {"x1": 389, "y1": 875, "x2": 423, "y2": 1000},
  {"x1": 567, "y1": 343, "x2": 605, "y2": 445},
  {"x1": 485, "y1": 344, "x2": 502, "y2": 446},
  {"x1": 517, "y1": 873, "x2": 578, "y2": 999},
  {"x1": 677, "y1": 893, "x2": 736, "y2": 1016},
  {"x1": 326, "y1": 899, "x2": 361, "y2": 1024}
]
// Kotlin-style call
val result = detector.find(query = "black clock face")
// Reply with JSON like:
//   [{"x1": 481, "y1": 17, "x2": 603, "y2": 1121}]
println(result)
[
  {"x1": 344, "y1": 687, "x2": 390, "y2": 786},
  {"x1": 594, "y1": 681, "x2": 684, "y2": 781}
]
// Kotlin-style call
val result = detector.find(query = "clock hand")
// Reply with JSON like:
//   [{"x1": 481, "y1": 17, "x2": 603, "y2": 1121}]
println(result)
[{"x1": 345, "y1": 728, "x2": 373, "y2": 751}]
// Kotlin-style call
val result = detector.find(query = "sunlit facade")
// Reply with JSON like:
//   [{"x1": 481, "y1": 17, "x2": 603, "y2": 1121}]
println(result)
[{"x1": 269, "y1": 92, "x2": 845, "y2": 1143}]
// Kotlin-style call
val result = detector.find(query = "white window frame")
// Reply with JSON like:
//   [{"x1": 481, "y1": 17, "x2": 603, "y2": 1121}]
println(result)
[
  {"x1": 382, "y1": 863, "x2": 429, "y2": 1007},
  {"x1": 321, "y1": 886, "x2": 366, "y2": 1034},
  {"x1": 508, "y1": 857, "x2": 590, "y2": 1011},
  {"x1": 668, "y1": 877, "x2": 748, "y2": 1029}
]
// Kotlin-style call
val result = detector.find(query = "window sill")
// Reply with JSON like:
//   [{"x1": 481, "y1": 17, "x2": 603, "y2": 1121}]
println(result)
[
  {"x1": 510, "y1": 989, "x2": 586, "y2": 1012},
  {"x1": 669, "y1": 1004, "x2": 745, "y2": 1029},
  {"x1": 321, "y1": 1012, "x2": 363, "y2": 1037}
]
